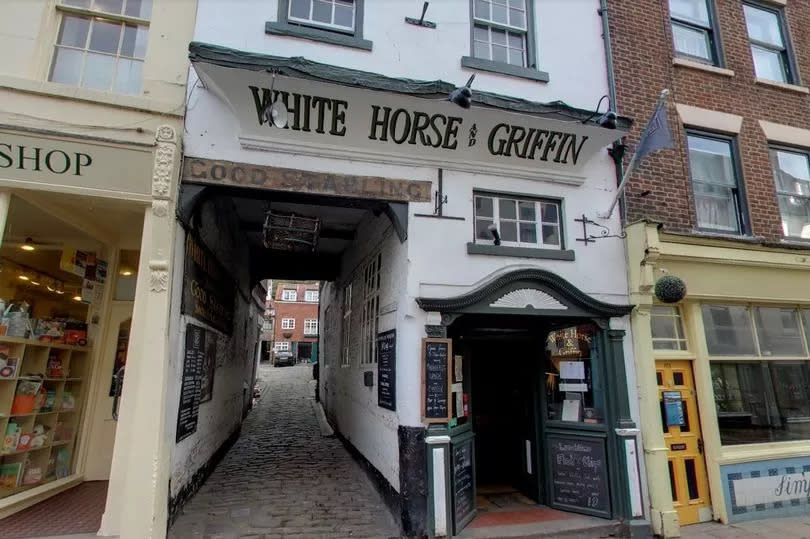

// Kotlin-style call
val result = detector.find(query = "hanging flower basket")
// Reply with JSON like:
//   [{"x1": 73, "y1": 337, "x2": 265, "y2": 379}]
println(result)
[{"x1": 654, "y1": 275, "x2": 687, "y2": 303}]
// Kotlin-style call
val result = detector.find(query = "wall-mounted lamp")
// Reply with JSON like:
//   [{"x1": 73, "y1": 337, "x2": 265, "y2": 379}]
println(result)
[
  {"x1": 583, "y1": 95, "x2": 618, "y2": 130},
  {"x1": 487, "y1": 223, "x2": 501, "y2": 246},
  {"x1": 73, "y1": 295, "x2": 82, "y2": 302},
  {"x1": 261, "y1": 72, "x2": 289, "y2": 128},
  {"x1": 405, "y1": 1, "x2": 436, "y2": 28},
  {"x1": 449, "y1": 74, "x2": 475, "y2": 109}
]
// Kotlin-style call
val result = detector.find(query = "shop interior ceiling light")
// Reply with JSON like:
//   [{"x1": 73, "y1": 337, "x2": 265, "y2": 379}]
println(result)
[
  {"x1": 262, "y1": 210, "x2": 321, "y2": 253},
  {"x1": 21, "y1": 238, "x2": 35, "y2": 251}
]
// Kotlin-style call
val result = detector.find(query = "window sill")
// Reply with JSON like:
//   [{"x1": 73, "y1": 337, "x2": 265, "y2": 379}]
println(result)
[
  {"x1": 265, "y1": 21, "x2": 373, "y2": 51},
  {"x1": 755, "y1": 78, "x2": 809, "y2": 94},
  {"x1": 672, "y1": 57, "x2": 734, "y2": 77},
  {"x1": 460, "y1": 56, "x2": 549, "y2": 83},
  {"x1": 466, "y1": 242, "x2": 574, "y2": 260}
]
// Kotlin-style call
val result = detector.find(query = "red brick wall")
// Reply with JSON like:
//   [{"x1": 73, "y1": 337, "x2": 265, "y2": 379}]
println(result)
[
  {"x1": 269, "y1": 282, "x2": 319, "y2": 344},
  {"x1": 607, "y1": 0, "x2": 810, "y2": 239}
]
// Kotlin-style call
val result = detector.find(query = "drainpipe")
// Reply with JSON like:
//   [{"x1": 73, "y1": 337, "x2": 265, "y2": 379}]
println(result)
[{"x1": 599, "y1": 0, "x2": 625, "y2": 219}]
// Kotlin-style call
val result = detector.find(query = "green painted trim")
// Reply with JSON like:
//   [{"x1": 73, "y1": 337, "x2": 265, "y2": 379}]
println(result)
[
  {"x1": 265, "y1": 22, "x2": 373, "y2": 51},
  {"x1": 466, "y1": 242, "x2": 575, "y2": 260},
  {"x1": 461, "y1": 56, "x2": 550, "y2": 82}
]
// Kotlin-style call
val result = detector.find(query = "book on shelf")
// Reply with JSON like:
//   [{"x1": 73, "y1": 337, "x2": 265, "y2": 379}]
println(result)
[
  {"x1": 60, "y1": 391, "x2": 75, "y2": 411},
  {"x1": 54, "y1": 447, "x2": 70, "y2": 479},
  {"x1": 0, "y1": 356, "x2": 18, "y2": 379},
  {"x1": 0, "y1": 462, "x2": 23, "y2": 489},
  {"x1": 2, "y1": 421, "x2": 21, "y2": 454},
  {"x1": 47, "y1": 352, "x2": 65, "y2": 378}
]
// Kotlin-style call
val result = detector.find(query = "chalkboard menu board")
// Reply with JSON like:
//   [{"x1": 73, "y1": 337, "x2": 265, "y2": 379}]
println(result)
[
  {"x1": 377, "y1": 330, "x2": 396, "y2": 411},
  {"x1": 176, "y1": 324, "x2": 205, "y2": 442},
  {"x1": 422, "y1": 338, "x2": 451, "y2": 422},
  {"x1": 549, "y1": 435, "x2": 610, "y2": 517},
  {"x1": 452, "y1": 435, "x2": 476, "y2": 532}
]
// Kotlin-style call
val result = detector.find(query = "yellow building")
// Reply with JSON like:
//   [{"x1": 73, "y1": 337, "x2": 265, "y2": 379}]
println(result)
[
  {"x1": 0, "y1": 1, "x2": 196, "y2": 537},
  {"x1": 628, "y1": 221, "x2": 810, "y2": 536}
]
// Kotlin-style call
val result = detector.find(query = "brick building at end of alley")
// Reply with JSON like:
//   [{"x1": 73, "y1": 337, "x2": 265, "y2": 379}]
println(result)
[{"x1": 266, "y1": 281, "x2": 320, "y2": 363}]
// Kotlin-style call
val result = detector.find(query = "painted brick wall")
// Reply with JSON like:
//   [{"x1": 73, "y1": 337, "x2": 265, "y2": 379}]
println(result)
[{"x1": 607, "y1": 0, "x2": 810, "y2": 238}]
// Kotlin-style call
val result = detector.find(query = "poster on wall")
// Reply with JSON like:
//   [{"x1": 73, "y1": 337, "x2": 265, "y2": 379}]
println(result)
[
  {"x1": 176, "y1": 324, "x2": 205, "y2": 442},
  {"x1": 200, "y1": 330, "x2": 217, "y2": 403},
  {"x1": 181, "y1": 232, "x2": 235, "y2": 334},
  {"x1": 422, "y1": 338, "x2": 452, "y2": 423},
  {"x1": 377, "y1": 330, "x2": 395, "y2": 411}
]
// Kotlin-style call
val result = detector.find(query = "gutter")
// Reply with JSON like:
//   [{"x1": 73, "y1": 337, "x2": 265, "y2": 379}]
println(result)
[{"x1": 600, "y1": 0, "x2": 627, "y2": 222}]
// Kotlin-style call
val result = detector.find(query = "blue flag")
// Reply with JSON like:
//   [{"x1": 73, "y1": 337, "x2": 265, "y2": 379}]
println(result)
[{"x1": 634, "y1": 99, "x2": 674, "y2": 162}]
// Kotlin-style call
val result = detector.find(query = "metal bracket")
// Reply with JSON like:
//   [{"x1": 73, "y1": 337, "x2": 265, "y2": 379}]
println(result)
[{"x1": 574, "y1": 214, "x2": 627, "y2": 245}]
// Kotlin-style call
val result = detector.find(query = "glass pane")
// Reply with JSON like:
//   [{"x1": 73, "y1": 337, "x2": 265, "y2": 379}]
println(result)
[
  {"x1": 334, "y1": 3, "x2": 353, "y2": 28},
  {"x1": 474, "y1": 41, "x2": 490, "y2": 59},
  {"x1": 518, "y1": 201, "x2": 535, "y2": 221},
  {"x1": 751, "y1": 45, "x2": 786, "y2": 82},
  {"x1": 82, "y1": 52, "x2": 115, "y2": 90},
  {"x1": 652, "y1": 315, "x2": 678, "y2": 340},
  {"x1": 474, "y1": 24, "x2": 489, "y2": 42},
  {"x1": 655, "y1": 341, "x2": 680, "y2": 351},
  {"x1": 684, "y1": 459, "x2": 699, "y2": 499},
  {"x1": 475, "y1": 196, "x2": 493, "y2": 217},
  {"x1": 95, "y1": 0, "x2": 124, "y2": 14},
  {"x1": 669, "y1": 0, "x2": 710, "y2": 25},
  {"x1": 114, "y1": 58, "x2": 142, "y2": 95},
  {"x1": 500, "y1": 221, "x2": 517, "y2": 242},
  {"x1": 668, "y1": 460, "x2": 678, "y2": 500},
  {"x1": 124, "y1": 0, "x2": 152, "y2": 19},
  {"x1": 290, "y1": 0, "x2": 310, "y2": 19},
  {"x1": 312, "y1": 0, "x2": 332, "y2": 23},
  {"x1": 657, "y1": 371, "x2": 664, "y2": 385},
  {"x1": 50, "y1": 47, "x2": 83, "y2": 85},
  {"x1": 688, "y1": 135, "x2": 735, "y2": 186},
  {"x1": 743, "y1": 4, "x2": 784, "y2": 47},
  {"x1": 57, "y1": 15, "x2": 90, "y2": 48},
  {"x1": 62, "y1": 0, "x2": 91, "y2": 6},
  {"x1": 476, "y1": 219, "x2": 494, "y2": 240},
  {"x1": 542, "y1": 224, "x2": 560, "y2": 246},
  {"x1": 770, "y1": 363, "x2": 810, "y2": 419},
  {"x1": 541, "y1": 202, "x2": 559, "y2": 223},
  {"x1": 492, "y1": 2, "x2": 508, "y2": 24},
  {"x1": 777, "y1": 194, "x2": 810, "y2": 238},
  {"x1": 545, "y1": 325, "x2": 603, "y2": 424},
  {"x1": 693, "y1": 182, "x2": 739, "y2": 232},
  {"x1": 510, "y1": 8, "x2": 526, "y2": 29},
  {"x1": 674, "y1": 372, "x2": 685, "y2": 386},
  {"x1": 672, "y1": 23, "x2": 711, "y2": 61},
  {"x1": 754, "y1": 307, "x2": 805, "y2": 356},
  {"x1": 701, "y1": 305, "x2": 756, "y2": 356},
  {"x1": 89, "y1": 19, "x2": 122, "y2": 54},
  {"x1": 491, "y1": 27, "x2": 507, "y2": 45},
  {"x1": 121, "y1": 24, "x2": 148, "y2": 58},
  {"x1": 508, "y1": 32, "x2": 523, "y2": 50},
  {"x1": 474, "y1": 0, "x2": 489, "y2": 19},
  {"x1": 519, "y1": 223, "x2": 537, "y2": 243},
  {"x1": 772, "y1": 150, "x2": 810, "y2": 194},
  {"x1": 681, "y1": 399, "x2": 691, "y2": 432},
  {"x1": 499, "y1": 199, "x2": 516, "y2": 219}
]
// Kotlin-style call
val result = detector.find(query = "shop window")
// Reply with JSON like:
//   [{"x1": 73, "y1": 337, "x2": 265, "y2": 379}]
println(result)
[
  {"x1": 50, "y1": 0, "x2": 151, "y2": 96},
  {"x1": 305, "y1": 290, "x2": 319, "y2": 302},
  {"x1": 287, "y1": 0, "x2": 356, "y2": 33},
  {"x1": 114, "y1": 249, "x2": 138, "y2": 301},
  {"x1": 281, "y1": 289, "x2": 297, "y2": 301},
  {"x1": 472, "y1": 0, "x2": 529, "y2": 67},
  {"x1": 545, "y1": 324, "x2": 604, "y2": 424},
  {"x1": 669, "y1": 0, "x2": 720, "y2": 65},
  {"x1": 686, "y1": 133, "x2": 747, "y2": 235},
  {"x1": 754, "y1": 307, "x2": 805, "y2": 356},
  {"x1": 770, "y1": 148, "x2": 810, "y2": 239},
  {"x1": 711, "y1": 361, "x2": 810, "y2": 444},
  {"x1": 281, "y1": 318, "x2": 295, "y2": 330},
  {"x1": 700, "y1": 305, "x2": 757, "y2": 356},
  {"x1": 743, "y1": 3, "x2": 794, "y2": 84},
  {"x1": 304, "y1": 319, "x2": 318, "y2": 335},
  {"x1": 341, "y1": 283, "x2": 352, "y2": 367},
  {"x1": 360, "y1": 253, "x2": 381, "y2": 365},
  {"x1": 651, "y1": 306, "x2": 688, "y2": 351},
  {"x1": 474, "y1": 193, "x2": 562, "y2": 249}
]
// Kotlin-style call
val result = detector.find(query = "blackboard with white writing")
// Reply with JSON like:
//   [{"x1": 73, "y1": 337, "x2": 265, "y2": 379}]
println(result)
[
  {"x1": 377, "y1": 330, "x2": 396, "y2": 411},
  {"x1": 549, "y1": 435, "x2": 610, "y2": 518},
  {"x1": 422, "y1": 339, "x2": 451, "y2": 422},
  {"x1": 176, "y1": 324, "x2": 205, "y2": 442},
  {"x1": 452, "y1": 436, "x2": 476, "y2": 532}
]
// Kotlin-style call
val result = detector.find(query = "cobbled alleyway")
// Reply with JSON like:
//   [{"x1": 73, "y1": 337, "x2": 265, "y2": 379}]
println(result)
[{"x1": 169, "y1": 363, "x2": 401, "y2": 539}]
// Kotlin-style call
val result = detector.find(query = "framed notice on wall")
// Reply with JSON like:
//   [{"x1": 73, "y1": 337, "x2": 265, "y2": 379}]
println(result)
[
  {"x1": 422, "y1": 338, "x2": 452, "y2": 423},
  {"x1": 377, "y1": 330, "x2": 396, "y2": 411}
]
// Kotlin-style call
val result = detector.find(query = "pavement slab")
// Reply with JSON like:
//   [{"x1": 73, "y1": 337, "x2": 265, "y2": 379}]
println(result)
[{"x1": 682, "y1": 516, "x2": 810, "y2": 539}]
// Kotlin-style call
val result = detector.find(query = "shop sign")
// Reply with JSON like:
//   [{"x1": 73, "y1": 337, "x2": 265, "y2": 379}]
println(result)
[
  {"x1": 732, "y1": 471, "x2": 810, "y2": 507},
  {"x1": 177, "y1": 324, "x2": 205, "y2": 442},
  {"x1": 452, "y1": 436, "x2": 476, "y2": 533},
  {"x1": 181, "y1": 232, "x2": 235, "y2": 334},
  {"x1": 192, "y1": 63, "x2": 624, "y2": 183},
  {"x1": 422, "y1": 338, "x2": 452, "y2": 423},
  {"x1": 549, "y1": 435, "x2": 610, "y2": 518},
  {"x1": 0, "y1": 130, "x2": 153, "y2": 198},
  {"x1": 376, "y1": 329, "x2": 396, "y2": 411}
]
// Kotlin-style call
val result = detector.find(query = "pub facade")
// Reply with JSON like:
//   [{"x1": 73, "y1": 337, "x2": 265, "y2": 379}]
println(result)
[{"x1": 181, "y1": 0, "x2": 648, "y2": 537}]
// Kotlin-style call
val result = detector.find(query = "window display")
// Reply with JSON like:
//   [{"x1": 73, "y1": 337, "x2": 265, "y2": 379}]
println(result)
[{"x1": 545, "y1": 324, "x2": 604, "y2": 424}]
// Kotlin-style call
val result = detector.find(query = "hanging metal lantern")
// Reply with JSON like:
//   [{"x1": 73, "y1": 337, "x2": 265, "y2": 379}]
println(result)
[{"x1": 262, "y1": 210, "x2": 321, "y2": 252}]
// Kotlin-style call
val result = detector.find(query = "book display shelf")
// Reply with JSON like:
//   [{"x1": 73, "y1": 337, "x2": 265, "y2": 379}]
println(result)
[{"x1": 0, "y1": 337, "x2": 89, "y2": 498}]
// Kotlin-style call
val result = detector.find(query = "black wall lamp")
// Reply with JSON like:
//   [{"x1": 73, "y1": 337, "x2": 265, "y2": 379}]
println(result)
[
  {"x1": 487, "y1": 223, "x2": 501, "y2": 245},
  {"x1": 449, "y1": 74, "x2": 476, "y2": 109},
  {"x1": 405, "y1": 1, "x2": 436, "y2": 28},
  {"x1": 583, "y1": 95, "x2": 617, "y2": 129}
]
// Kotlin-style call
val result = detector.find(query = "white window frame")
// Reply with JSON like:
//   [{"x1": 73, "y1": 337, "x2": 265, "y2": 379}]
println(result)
[
  {"x1": 472, "y1": 0, "x2": 529, "y2": 67},
  {"x1": 305, "y1": 290, "x2": 320, "y2": 302},
  {"x1": 51, "y1": 0, "x2": 151, "y2": 95},
  {"x1": 360, "y1": 253, "x2": 382, "y2": 365},
  {"x1": 770, "y1": 147, "x2": 810, "y2": 239},
  {"x1": 651, "y1": 306, "x2": 689, "y2": 351},
  {"x1": 274, "y1": 341, "x2": 290, "y2": 352},
  {"x1": 474, "y1": 193, "x2": 563, "y2": 249},
  {"x1": 304, "y1": 319, "x2": 319, "y2": 335},
  {"x1": 341, "y1": 283, "x2": 352, "y2": 367},
  {"x1": 288, "y1": 0, "x2": 356, "y2": 33},
  {"x1": 282, "y1": 289, "x2": 297, "y2": 301},
  {"x1": 281, "y1": 318, "x2": 295, "y2": 330}
]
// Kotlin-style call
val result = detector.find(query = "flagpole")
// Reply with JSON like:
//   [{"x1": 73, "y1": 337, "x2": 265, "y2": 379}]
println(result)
[{"x1": 598, "y1": 89, "x2": 670, "y2": 220}]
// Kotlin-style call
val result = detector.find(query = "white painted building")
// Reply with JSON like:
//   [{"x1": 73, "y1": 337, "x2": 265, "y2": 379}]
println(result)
[{"x1": 182, "y1": 0, "x2": 647, "y2": 536}]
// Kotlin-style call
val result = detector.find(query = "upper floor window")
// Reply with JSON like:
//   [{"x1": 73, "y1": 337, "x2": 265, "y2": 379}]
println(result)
[
  {"x1": 304, "y1": 319, "x2": 319, "y2": 335},
  {"x1": 289, "y1": 0, "x2": 355, "y2": 33},
  {"x1": 282, "y1": 289, "x2": 297, "y2": 301},
  {"x1": 50, "y1": 0, "x2": 151, "y2": 96},
  {"x1": 281, "y1": 318, "x2": 295, "y2": 330},
  {"x1": 472, "y1": 0, "x2": 529, "y2": 67},
  {"x1": 686, "y1": 133, "x2": 747, "y2": 235},
  {"x1": 341, "y1": 283, "x2": 352, "y2": 366},
  {"x1": 743, "y1": 3, "x2": 794, "y2": 84},
  {"x1": 305, "y1": 290, "x2": 320, "y2": 302},
  {"x1": 770, "y1": 148, "x2": 810, "y2": 239},
  {"x1": 360, "y1": 253, "x2": 381, "y2": 365},
  {"x1": 669, "y1": 0, "x2": 719, "y2": 65},
  {"x1": 651, "y1": 306, "x2": 688, "y2": 351},
  {"x1": 474, "y1": 193, "x2": 562, "y2": 249}
]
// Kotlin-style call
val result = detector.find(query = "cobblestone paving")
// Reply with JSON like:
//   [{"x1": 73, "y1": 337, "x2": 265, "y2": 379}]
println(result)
[{"x1": 170, "y1": 364, "x2": 400, "y2": 539}]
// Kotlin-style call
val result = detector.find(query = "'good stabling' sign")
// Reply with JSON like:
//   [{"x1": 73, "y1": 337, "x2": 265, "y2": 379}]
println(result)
[{"x1": 192, "y1": 62, "x2": 624, "y2": 183}]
